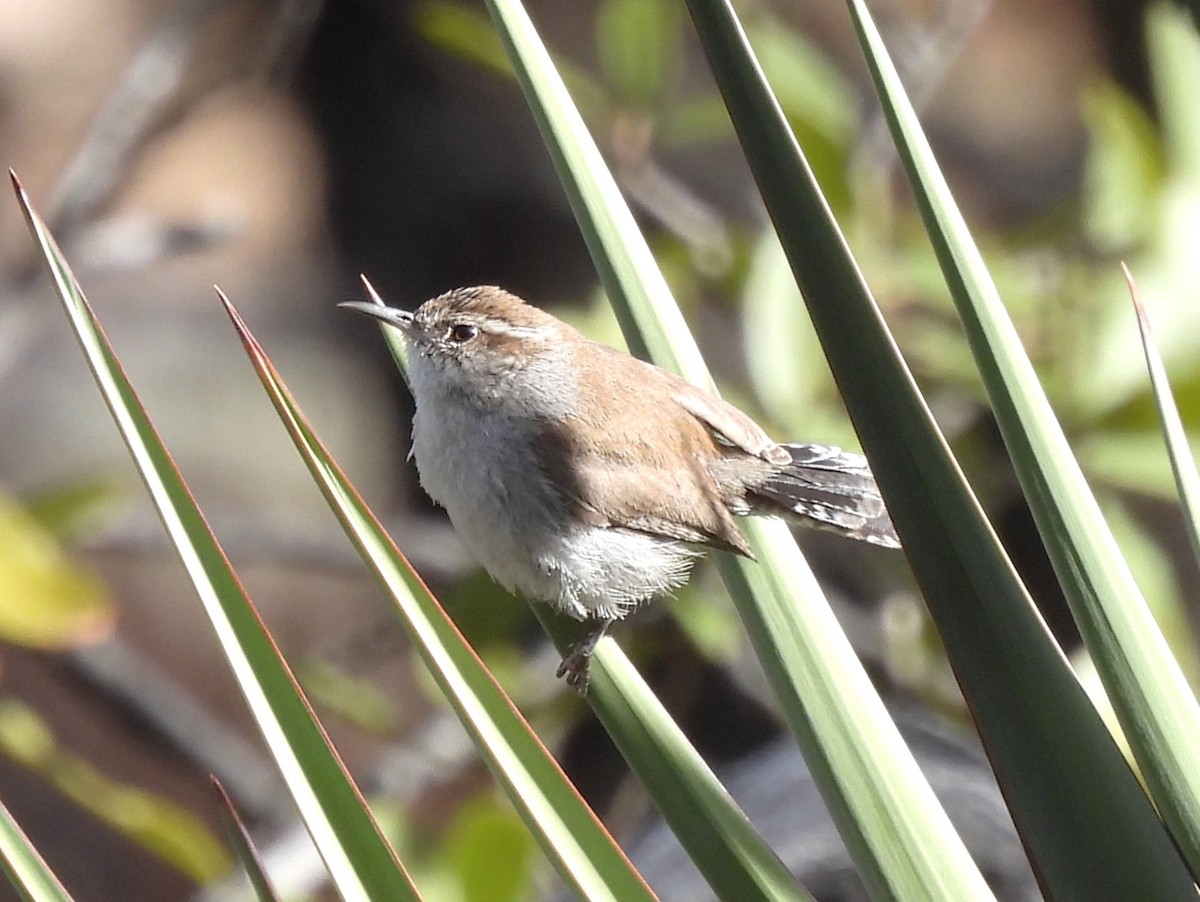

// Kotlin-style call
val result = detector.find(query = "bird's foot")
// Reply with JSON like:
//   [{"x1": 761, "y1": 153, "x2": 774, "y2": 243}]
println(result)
[
  {"x1": 555, "y1": 647, "x2": 593, "y2": 694},
  {"x1": 555, "y1": 618, "x2": 614, "y2": 696}
]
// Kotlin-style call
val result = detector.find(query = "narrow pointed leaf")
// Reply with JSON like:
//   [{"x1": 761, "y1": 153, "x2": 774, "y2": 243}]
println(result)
[
  {"x1": 1125, "y1": 264, "x2": 1200, "y2": 576},
  {"x1": 221, "y1": 292, "x2": 658, "y2": 902},
  {"x1": 12, "y1": 174, "x2": 418, "y2": 902},
  {"x1": 479, "y1": 5, "x2": 992, "y2": 901},
  {"x1": 356, "y1": 279, "x2": 806, "y2": 899},
  {"x1": 482, "y1": 0, "x2": 708, "y2": 380},
  {"x1": 212, "y1": 778, "x2": 281, "y2": 902},
  {"x1": 683, "y1": 3, "x2": 1198, "y2": 899},
  {"x1": 0, "y1": 798, "x2": 74, "y2": 902},
  {"x1": 541, "y1": 608, "x2": 815, "y2": 902},
  {"x1": 845, "y1": 0, "x2": 1200, "y2": 881}
]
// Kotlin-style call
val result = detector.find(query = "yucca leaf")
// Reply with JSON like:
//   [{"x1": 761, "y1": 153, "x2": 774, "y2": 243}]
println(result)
[
  {"x1": 478, "y1": 4, "x2": 993, "y2": 900},
  {"x1": 221, "y1": 292, "x2": 660, "y2": 902},
  {"x1": 352, "y1": 279, "x2": 806, "y2": 900},
  {"x1": 844, "y1": 0, "x2": 1200, "y2": 881},
  {"x1": 1125, "y1": 263, "x2": 1200, "y2": 578},
  {"x1": 212, "y1": 778, "x2": 280, "y2": 902},
  {"x1": 680, "y1": 2, "x2": 1198, "y2": 896},
  {"x1": 0, "y1": 798, "x2": 74, "y2": 902},
  {"x1": 12, "y1": 173, "x2": 419, "y2": 902}
]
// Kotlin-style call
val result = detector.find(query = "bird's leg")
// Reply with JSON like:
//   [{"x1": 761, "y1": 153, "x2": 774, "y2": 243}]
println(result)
[{"x1": 556, "y1": 617, "x2": 615, "y2": 695}]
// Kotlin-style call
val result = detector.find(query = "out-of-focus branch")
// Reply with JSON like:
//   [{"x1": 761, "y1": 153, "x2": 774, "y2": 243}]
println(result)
[{"x1": 47, "y1": 0, "x2": 229, "y2": 243}]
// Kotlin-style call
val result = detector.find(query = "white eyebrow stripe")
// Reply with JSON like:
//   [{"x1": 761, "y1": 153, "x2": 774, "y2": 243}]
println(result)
[{"x1": 481, "y1": 318, "x2": 552, "y2": 340}]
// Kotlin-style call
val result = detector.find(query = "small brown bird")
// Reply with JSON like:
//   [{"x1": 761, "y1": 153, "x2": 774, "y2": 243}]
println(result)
[{"x1": 342, "y1": 287, "x2": 897, "y2": 691}]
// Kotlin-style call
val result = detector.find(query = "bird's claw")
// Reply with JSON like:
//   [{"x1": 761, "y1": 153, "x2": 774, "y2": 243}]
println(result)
[
  {"x1": 556, "y1": 646, "x2": 592, "y2": 695},
  {"x1": 556, "y1": 619, "x2": 614, "y2": 695}
]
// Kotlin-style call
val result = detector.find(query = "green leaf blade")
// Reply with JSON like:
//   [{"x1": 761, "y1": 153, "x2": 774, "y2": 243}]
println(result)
[
  {"x1": 12, "y1": 174, "x2": 419, "y2": 902},
  {"x1": 0, "y1": 798, "x2": 74, "y2": 902},
  {"x1": 221, "y1": 293, "x2": 658, "y2": 902},
  {"x1": 682, "y1": 3, "x2": 1198, "y2": 898},
  {"x1": 483, "y1": 0, "x2": 710, "y2": 381},
  {"x1": 843, "y1": 0, "x2": 1200, "y2": 881},
  {"x1": 479, "y1": 5, "x2": 994, "y2": 901},
  {"x1": 352, "y1": 279, "x2": 807, "y2": 901},
  {"x1": 212, "y1": 778, "x2": 281, "y2": 902},
  {"x1": 1125, "y1": 263, "x2": 1200, "y2": 584}
]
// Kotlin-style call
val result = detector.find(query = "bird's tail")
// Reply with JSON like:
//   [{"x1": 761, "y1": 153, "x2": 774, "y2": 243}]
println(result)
[{"x1": 749, "y1": 443, "x2": 900, "y2": 548}]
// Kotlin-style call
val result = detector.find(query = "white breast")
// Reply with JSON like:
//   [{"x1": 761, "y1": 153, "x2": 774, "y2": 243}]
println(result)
[
  {"x1": 408, "y1": 363, "x2": 701, "y2": 621},
  {"x1": 411, "y1": 399, "x2": 561, "y2": 595}
]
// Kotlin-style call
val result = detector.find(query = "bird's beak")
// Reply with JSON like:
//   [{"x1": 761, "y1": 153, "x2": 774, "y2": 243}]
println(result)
[{"x1": 338, "y1": 301, "x2": 417, "y2": 336}]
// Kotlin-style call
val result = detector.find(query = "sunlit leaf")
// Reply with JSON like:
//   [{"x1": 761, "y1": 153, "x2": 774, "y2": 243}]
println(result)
[
  {"x1": 0, "y1": 491, "x2": 113, "y2": 649},
  {"x1": 212, "y1": 778, "x2": 280, "y2": 902},
  {"x1": 1125, "y1": 263, "x2": 1200, "y2": 604},
  {"x1": 13, "y1": 173, "x2": 419, "y2": 901},
  {"x1": 843, "y1": 0, "x2": 1200, "y2": 884},
  {"x1": 0, "y1": 793, "x2": 74, "y2": 902},
  {"x1": 486, "y1": 1, "x2": 989, "y2": 898}
]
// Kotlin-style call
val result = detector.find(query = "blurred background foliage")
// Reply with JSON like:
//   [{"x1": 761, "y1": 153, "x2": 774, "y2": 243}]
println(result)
[{"x1": 0, "y1": 0, "x2": 1197, "y2": 899}]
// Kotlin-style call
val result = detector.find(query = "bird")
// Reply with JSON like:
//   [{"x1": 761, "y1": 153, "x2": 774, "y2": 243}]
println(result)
[{"x1": 341, "y1": 286, "x2": 898, "y2": 692}]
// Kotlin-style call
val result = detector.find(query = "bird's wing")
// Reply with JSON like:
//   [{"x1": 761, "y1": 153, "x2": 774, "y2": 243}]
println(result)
[
  {"x1": 533, "y1": 405, "x2": 754, "y2": 557},
  {"x1": 672, "y1": 380, "x2": 791, "y2": 466}
]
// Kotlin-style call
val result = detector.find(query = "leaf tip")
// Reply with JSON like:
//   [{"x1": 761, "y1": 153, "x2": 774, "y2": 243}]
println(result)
[
  {"x1": 359, "y1": 274, "x2": 386, "y2": 307},
  {"x1": 10, "y1": 169, "x2": 34, "y2": 221},
  {"x1": 214, "y1": 284, "x2": 240, "y2": 322},
  {"x1": 209, "y1": 773, "x2": 232, "y2": 805},
  {"x1": 215, "y1": 286, "x2": 259, "y2": 358},
  {"x1": 1119, "y1": 261, "x2": 1153, "y2": 335}
]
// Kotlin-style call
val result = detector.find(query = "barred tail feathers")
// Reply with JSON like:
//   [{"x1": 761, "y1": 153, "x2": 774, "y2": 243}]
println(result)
[{"x1": 750, "y1": 443, "x2": 900, "y2": 548}]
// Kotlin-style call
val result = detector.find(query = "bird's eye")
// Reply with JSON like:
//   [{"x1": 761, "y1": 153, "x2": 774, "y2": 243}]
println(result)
[{"x1": 449, "y1": 323, "x2": 478, "y2": 343}]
